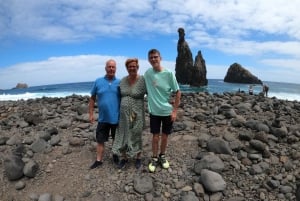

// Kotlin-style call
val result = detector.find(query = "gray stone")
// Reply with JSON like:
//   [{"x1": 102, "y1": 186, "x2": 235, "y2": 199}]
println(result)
[
  {"x1": 23, "y1": 160, "x2": 39, "y2": 178},
  {"x1": 4, "y1": 154, "x2": 24, "y2": 181},
  {"x1": 200, "y1": 169, "x2": 226, "y2": 192},
  {"x1": 226, "y1": 197, "x2": 246, "y2": 201},
  {"x1": 279, "y1": 185, "x2": 293, "y2": 194},
  {"x1": 133, "y1": 175, "x2": 153, "y2": 194},
  {"x1": 53, "y1": 194, "x2": 64, "y2": 201},
  {"x1": 58, "y1": 119, "x2": 72, "y2": 129},
  {"x1": 249, "y1": 164, "x2": 263, "y2": 175},
  {"x1": 46, "y1": 127, "x2": 59, "y2": 135},
  {"x1": 270, "y1": 126, "x2": 288, "y2": 138},
  {"x1": 249, "y1": 139, "x2": 266, "y2": 152},
  {"x1": 15, "y1": 181, "x2": 25, "y2": 190},
  {"x1": 38, "y1": 193, "x2": 52, "y2": 201},
  {"x1": 210, "y1": 192, "x2": 223, "y2": 201},
  {"x1": 50, "y1": 135, "x2": 61, "y2": 146},
  {"x1": 6, "y1": 134, "x2": 22, "y2": 145},
  {"x1": 256, "y1": 122, "x2": 270, "y2": 133},
  {"x1": 194, "y1": 154, "x2": 225, "y2": 174},
  {"x1": 23, "y1": 112, "x2": 42, "y2": 125},
  {"x1": 180, "y1": 192, "x2": 199, "y2": 201},
  {"x1": 266, "y1": 179, "x2": 280, "y2": 189},
  {"x1": 28, "y1": 193, "x2": 39, "y2": 201},
  {"x1": 39, "y1": 131, "x2": 51, "y2": 141},
  {"x1": 31, "y1": 139, "x2": 49, "y2": 153},
  {"x1": 207, "y1": 138, "x2": 232, "y2": 155},
  {"x1": 193, "y1": 182, "x2": 205, "y2": 197},
  {"x1": 0, "y1": 136, "x2": 9, "y2": 145}
]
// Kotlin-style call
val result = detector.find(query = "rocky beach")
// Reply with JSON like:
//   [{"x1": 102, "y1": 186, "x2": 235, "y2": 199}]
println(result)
[{"x1": 0, "y1": 92, "x2": 300, "y2": 201}]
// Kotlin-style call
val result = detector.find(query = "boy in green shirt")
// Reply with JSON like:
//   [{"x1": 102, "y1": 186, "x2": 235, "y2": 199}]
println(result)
[{"x1": 144, "y1": 49, "x2": 181, "y2": 172}]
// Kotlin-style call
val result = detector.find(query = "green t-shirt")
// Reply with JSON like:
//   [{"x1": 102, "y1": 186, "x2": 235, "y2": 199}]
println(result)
[{"x1": 144, "y1": 68, "x2": 180, "y2": 116}]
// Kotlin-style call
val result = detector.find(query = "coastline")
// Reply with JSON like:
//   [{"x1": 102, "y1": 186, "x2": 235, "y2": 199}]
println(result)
[
  {"x1": 1, "y1": 79, "x2": 300, "y2": 102},
  {"x1": 0, "y1": 92, "x2": 300, "y2": 200}
]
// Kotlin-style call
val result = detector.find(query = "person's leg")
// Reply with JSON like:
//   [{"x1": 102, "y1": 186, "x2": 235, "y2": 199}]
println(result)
[
  {"x1": 118, "y1": 151, "x2": 128, "y2": 169},
  {"x1": 90, "y1": 142, "x2": 104, "y2": 169},
  {"x1": 135, "y1": 152, "x2": 142, "y2": 169},
  {"x1": 152, "y1": 134, "x2": 160, "y2": 157},
  {"x1": 149, "y1": 134, "x2": 160, "y2": 172},
  {"x1": 160, "y1": 133, "x2": 168, "y2": 155},
  {"x1": 90, "y1": 123, "x2": 109, "y2": 169},
  {"x1": 110, "y1": 124, "x2": 117, "y2": 144},
  {"x1": 159, "y1": 116, "x2": 173, "y2": 169},
  {"x1": 96, "y1": 142, "x2": 104, "y2": 161},
  {"x1": 110, "y1": 124, "x2": 119, "y2": 165},
  {"x1": 159, "y1": 133, "x2": 170, "y2": 169},
  {"x1": 148, "y1": 114, "x2": 161, "y2": 172}
]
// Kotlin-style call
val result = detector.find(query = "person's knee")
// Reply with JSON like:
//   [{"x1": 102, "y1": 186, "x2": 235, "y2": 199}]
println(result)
[
  {"x1": 153, "y1": 134, "x2": 159, "y2": 142},
  {"x1": 161, "y1": 133, "x2": 168, "y2": 140}
]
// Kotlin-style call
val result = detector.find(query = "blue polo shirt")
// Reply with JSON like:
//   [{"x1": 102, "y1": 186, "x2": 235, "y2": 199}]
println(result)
[{"x1": 90, "y1": 76, "x2": 120, "y2": 124}]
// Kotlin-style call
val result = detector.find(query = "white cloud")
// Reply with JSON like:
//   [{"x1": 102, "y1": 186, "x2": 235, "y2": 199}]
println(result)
[
  {"x1": 261, "y1": 58, "x2": 300, "y2": 71},
  {"x1": 0, "y1": 54, "x2": 176, "y2": 89},
  {"x1": 2, "y1": 0, "x2": 300, "y2": 44},
  {"x1": 1, "y1": 52, "x2": 300, "y2": 89}
]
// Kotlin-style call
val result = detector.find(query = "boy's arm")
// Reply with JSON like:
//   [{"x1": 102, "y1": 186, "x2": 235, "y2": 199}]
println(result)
[{"x1": 171, "y1": 90, "x2": 181, "y2": 121}]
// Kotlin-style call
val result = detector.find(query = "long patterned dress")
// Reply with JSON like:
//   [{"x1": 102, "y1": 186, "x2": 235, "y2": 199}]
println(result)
[{"x1": 112, "y1": 75, "x2": 147, "y2": 158}]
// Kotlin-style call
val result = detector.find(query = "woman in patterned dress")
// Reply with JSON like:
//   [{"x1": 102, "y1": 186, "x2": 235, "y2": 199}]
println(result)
[{"x1": 112, "y1": 58, "x2": 147, "y2": 169}]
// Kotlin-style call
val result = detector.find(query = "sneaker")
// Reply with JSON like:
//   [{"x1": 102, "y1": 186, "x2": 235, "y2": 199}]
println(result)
[
  {"x1": 159, "y1": 154, "x2": 170, "y2": 169},
  {"x1": 90, "y1": 160, "x2": 103, "y2": 169},
  {"x1": 135, "y1": 158, "x2": 142, "y2": 169},
  {"x1": 148, "y1": 157, "x2": 159, "y2": 173},
  {"x1": 113, "y1": 154, "x2": 119, "y2": 165},
  {"x1": 118, "y1": 159, "x2": 128, "y2": 169}
]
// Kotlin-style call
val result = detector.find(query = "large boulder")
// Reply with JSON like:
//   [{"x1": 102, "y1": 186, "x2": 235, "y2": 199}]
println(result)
[
  {"x1": 15, "y1": 83, "x2": 28, "y2": 89},
  {"x1": 175, "y1": 28, "x2": 207, "y2": 87},
  {"x1": 224, "y1": 63, "x2": 262, "y2": 84}
]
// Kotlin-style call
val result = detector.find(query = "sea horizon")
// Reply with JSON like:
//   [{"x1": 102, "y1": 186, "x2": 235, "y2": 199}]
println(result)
[{"x1": 1, "y1": 79, "x2": 300, "y2": 102}]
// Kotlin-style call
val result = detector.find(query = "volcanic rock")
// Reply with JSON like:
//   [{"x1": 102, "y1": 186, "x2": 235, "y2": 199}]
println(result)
[
  {"x1": 224, "y1": 63, "x2": 262, "y2": 84},
  {"x1": 14, "y1": 83, "x2": 28, "y2": 89},
  {"x1": 176, "y1": 28, "x2": 207, "y2": 86}
]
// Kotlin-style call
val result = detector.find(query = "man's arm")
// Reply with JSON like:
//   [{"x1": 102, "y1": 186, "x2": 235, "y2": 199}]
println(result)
[{"x1": 89, "y1": 95, "x2": 96, "y2": 123}]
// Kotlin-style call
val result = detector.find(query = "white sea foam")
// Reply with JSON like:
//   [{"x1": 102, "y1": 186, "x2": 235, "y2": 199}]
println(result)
[
  {"x1": 0, "y1": 92, "x2": 90, "y2": 101},
  {"x1": 268, "y1": 92, "x2": 300, "y2": 102},
  {"x1": 1, "y1": 91, "x2": 299, "y2": 102}
]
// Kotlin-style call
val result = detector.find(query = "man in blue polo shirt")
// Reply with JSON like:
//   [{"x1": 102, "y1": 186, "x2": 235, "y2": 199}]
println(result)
[{"x1": 89, "y1": 59, "x2": 120, "y2": 169}]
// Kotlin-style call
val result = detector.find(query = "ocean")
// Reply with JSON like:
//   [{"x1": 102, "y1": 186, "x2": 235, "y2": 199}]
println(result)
[{"x1": 1, "y1": 79, "x2": 300, "y2": 102}]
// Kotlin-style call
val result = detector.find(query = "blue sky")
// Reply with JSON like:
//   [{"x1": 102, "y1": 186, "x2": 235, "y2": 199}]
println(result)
[{"x1": 1, "y1": 0, "x2": 300, "y2": 89}]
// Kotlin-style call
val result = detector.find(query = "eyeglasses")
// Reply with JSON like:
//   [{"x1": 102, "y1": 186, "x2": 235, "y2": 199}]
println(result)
[{"x1": 149, "y1": 55, "x2": 159, "y2": 60}]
